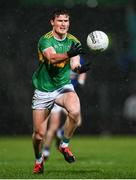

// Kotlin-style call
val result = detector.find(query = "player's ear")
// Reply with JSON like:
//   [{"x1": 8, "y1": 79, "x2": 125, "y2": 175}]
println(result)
[{"x1": 50, "y1": 20, "x2": 54, "y2": 26}]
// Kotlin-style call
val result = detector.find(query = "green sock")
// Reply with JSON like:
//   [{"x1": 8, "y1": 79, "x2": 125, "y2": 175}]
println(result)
[
  {"x1": 36, "y1": 153, "x2": 42, "y2": 159},
  {"x1": 62, "y1": 136, "x2": 70, "y2": 144}
]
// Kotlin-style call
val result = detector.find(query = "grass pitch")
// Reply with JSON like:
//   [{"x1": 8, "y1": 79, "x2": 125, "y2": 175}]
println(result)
[{"x1": 0, "y1": 135, "x2": 136, "y2": 179}]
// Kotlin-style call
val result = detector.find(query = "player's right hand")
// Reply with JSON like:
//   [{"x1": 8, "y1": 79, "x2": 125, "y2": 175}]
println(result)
[{"x1": 67, "y1": 42, "x2": 84, "y2": 58}]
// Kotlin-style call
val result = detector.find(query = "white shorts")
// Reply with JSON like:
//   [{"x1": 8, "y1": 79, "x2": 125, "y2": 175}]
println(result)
[
  {"x1": 32, "y1": 84, "x2": 74, "y2": 110},
  {"x1": 52, "y1": 103, "x2": 62, "y2": 112}
]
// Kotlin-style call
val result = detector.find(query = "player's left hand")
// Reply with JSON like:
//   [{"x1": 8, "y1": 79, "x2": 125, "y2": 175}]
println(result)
[{"x1": 74, "y1": 63, "x2": 91, "y2": 74}]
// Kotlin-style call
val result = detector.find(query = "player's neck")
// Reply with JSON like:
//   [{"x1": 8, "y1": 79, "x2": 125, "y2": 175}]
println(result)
[{"x1": 53, "y1": 31, "x2": 67, "y2": 41}]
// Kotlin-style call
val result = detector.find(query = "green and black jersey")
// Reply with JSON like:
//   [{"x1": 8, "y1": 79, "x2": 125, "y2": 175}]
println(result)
[{"x1": 32, "y1": 31, "x2": 80, "y2": 92}]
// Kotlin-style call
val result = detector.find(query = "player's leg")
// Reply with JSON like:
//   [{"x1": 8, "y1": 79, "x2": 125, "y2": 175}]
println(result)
[
  {"x1": 43, "y1": 105, "x2": 62, "y2": 159},
  {"x1": 63, "y1": 91, "x2": 81, "y2": 138},
  {"x1": 55, "y1": 91, "x2": 81, "y2": 163},
  {"x1": 32, "y1": 109, "x2": 50, "y2": 174},
  {"x1": 56, "y1": 109, "x2": 67, "y2": 149},
  {"x1": 56, "y1": 108, "x2": 81, "y2": 143},
  {"x1": 32, "y1": 89, "x2": 55, "y2": 174},
  {"x1": 56, "y1": 124, "x2": 64, "y2": 149}
]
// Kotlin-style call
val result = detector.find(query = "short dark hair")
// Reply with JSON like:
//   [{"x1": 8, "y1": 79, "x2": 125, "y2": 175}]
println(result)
[{"x1": 50, "y1": 9, "x2": 70, "y2": 20}]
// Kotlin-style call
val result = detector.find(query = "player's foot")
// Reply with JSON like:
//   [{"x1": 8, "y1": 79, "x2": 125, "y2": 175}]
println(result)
[
  {"x1": 33, "y1": 157, "x2": 44, "y2": 174},
  {"x1": 59, "y1": 146, "x2": 75, "y2": 163}
]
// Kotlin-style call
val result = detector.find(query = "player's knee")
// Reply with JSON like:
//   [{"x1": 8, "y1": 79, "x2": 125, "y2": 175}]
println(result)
[
  {"x1": 69, "y1": 110, "x2": 81, "y2": 124},
  {"x1": 75, "y1": 117, "x2": 81, "y2": 126},
  {"x1": 77, "y1": 117, "x2": 82, "y2": 127},
  {"x1": 72, "y1": 110, "x2": 80, "y2": 119},
  {"x1": 33, "y1": 130, "x2": 45, "y2": 140},
  {"x1": 72, "y1": 118, "x2": 80, "y2": 127}
]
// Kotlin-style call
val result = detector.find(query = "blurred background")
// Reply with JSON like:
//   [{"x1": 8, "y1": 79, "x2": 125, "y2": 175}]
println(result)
[{"x1": 1, "y1": 0, "x2": 136, "y2": 136}]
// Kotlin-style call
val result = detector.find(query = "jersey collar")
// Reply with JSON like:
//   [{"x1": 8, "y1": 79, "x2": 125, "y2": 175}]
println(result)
[{"x1": 53, "y1": 32, "x2": 67, "y2": 41}]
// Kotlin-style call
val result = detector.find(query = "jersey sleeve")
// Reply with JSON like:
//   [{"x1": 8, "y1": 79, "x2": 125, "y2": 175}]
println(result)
[
  {"x1": 37, "y1": 36, "x2": 52, "y2": 63},
  {"x1": 67, "y1": 33, "x2": 81, "y2": 45},
  {"x1": 38, "y1": 36, "x2": 52, "y2": 52}
]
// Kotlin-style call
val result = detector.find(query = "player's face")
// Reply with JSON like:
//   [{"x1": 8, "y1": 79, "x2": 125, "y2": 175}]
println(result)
[{"x1": 51, "y1": 14, "x2": 70, "y2": 38}]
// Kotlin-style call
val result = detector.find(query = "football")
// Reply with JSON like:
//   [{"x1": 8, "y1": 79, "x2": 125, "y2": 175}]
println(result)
[{"x1": 87, "y1": 31, "x2": 109, "y2": 52}]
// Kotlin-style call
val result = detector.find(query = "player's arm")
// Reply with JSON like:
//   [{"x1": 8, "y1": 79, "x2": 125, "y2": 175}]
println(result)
[
  {"x1": 70, "y1": 55, "x2": 81, "y2": 70},
  {"x1": 43, "y1": 47, "x2": 68, "y2": 64},
  {"x1": 42, "y1": 42, "x2": 84, "y2": 64},
  {"x1": 70, "y1": 56, "x2": 87, "y2": 85},
  {"x1": 68, "y1": 43, "x2": 90, "y2": 74}
]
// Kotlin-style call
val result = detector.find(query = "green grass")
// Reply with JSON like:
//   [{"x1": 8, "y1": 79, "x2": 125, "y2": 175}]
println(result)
[{"x1": 0, "y1": 135, "x2": 136, "y2": 179}]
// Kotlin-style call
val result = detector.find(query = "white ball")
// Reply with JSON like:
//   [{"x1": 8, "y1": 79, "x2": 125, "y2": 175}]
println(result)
[{"x1": 87, "y1": 31, "x2": 109, "y2": 52}]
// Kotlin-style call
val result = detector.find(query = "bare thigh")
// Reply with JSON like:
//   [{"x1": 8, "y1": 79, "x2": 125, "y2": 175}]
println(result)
[
  {"x1": 55, "y1": 91, "x2": 80, "y2": 114},
  {"x1": 48, "y1": 111, "x2": 61, "y2": 131},
  {"x1": 33, "y1": 109, "x2": 50, "y2": 137}
]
